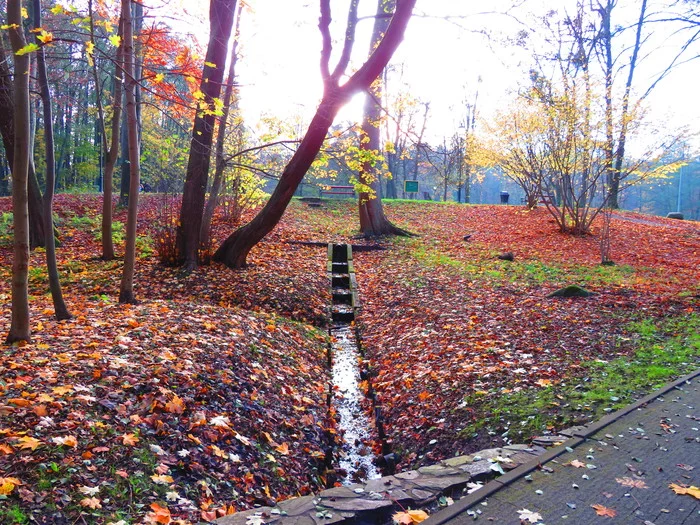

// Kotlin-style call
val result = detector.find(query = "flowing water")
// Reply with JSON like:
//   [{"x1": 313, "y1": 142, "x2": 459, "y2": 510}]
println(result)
[{"x1": 330, "y1": 324, "x2": 380, "y2": 482}]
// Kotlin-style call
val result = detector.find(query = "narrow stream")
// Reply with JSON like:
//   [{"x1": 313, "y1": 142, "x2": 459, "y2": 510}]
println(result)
[
  {"x1": 331, "y1": 325, "x2": 380, "y2": 482},
  {"x1": 328, "y1": 243, "x2": 380, "y2": 483}
]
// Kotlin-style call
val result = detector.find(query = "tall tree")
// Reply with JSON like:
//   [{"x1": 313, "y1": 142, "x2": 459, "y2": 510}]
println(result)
[
  {"x1": 200, "y1": 1, "x2": 244, "y2": 256},
  {"x1": 118, "y1": 0, "x2": 141, "y2": 304},
  {"x1": 177, "y1": 0, "x2": 237, "y2": 270},
  {"x1": 214, "y1": 0, "x2": 417, "y2": 268},
  {"x1": 33, "y1": 0, "x2": 71, "y2": 320},
  {"x1": 89, "y1": 0, "x2": 124, "y2": 260},
  {"x1": 358, "y1": 0, "x2": 410, "y2": 237},
  {"x1": 6, "y1": 0, "x2": 31, "y2": 343}
]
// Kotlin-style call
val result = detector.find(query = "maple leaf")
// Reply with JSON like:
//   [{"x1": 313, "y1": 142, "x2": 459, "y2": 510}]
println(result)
[
  {"x1": 209, "y1": 415, "x2": 230, "y2": 427},
  {"x1": 165, "y1": 395, "x2": 185, "y2": 414},
  {"x1": 615, "y1": 477, "x2": 648, "y2": 489},
  {"x1": 16, "y1": 436, "x2": 42, "y2": 451},
  {"x1": 517, "y1": 508, "x2": 543, "y2": 523},
  {"x1": 151, "y1": 474, "x2": 174, "y2": 484},
  {"x1": 146, "y1": 502, "x2": 172, "y2": 524},
  {"x1": 569, "y1": 459, "x2": 586, "y2": 468},
  {"x1": 109, "y1": 35, "x2": 121, "y2": 47},
  {"x1": 393, "y1": 510, "x2": 429, "y2": 524},
  {"x1": 79, "y1": 485, "x2": 100, "y2": 496},
  {"x1": 0, "y1": 443, "x2": 13, "y2": 455},
  {"x1": 591, "y1": 504, "x2": 617, "y2": 517},
  {"x1": 52, "y1": 435, "x2": 78, "y2": 447},
  {"x1": 275, "y1": 442, "x2": 290, "y2": 455},
  {"x1": 80, "y1": 496, "x2": 102, "y2": 509},
  {"x1": 669, "y1": 483, "x2": 700, "y2": 500},
  {"x1": 120, "y1": 433, "x2": 139, "y2": 446},
  {"x1": 0, "y1": 477, "x2": 21, "y2": 496}
]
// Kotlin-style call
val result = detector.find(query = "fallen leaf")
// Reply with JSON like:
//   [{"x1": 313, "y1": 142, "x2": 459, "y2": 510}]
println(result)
[
  {"x1": 120, "y1": 433, "x2": 139, "y2": 446},
  {"x1": 275, "y1": 442, "x2": 290, "y2": 455},
  {"x1": 80, "y1": 496, "x2": 102, "y2": 509},
  {"x1": 151, "y1": 474, "x2": 174, "y2": 484},
  {"x1": 669, "y1": 483, "x2": 700, "y2": 500},
  {"x1": 0, "y1": 477, "x2": 21, "y2": 496},
  {"x1": 393, "y1": 509, "x2": 429, "y2": 524},
  {"x1": 52, "y1": 435, "x2": 78, "y2": 447},
  {"x1": 517, "y1": 508, "x2": 543, "y2": 523},
  {"x1": 569, "y1": 459, "x2": 586, "y2": 468},
  {"x1": 79, "y1": 485, "x2": 100, "y2": 496},
  {"x1": 165, "y1": 395, "x2": 185, "y2": 414},
  {"x1": 616, "y1": 477, "x2": 648, "y2": 489},
  {"x1": 16, "y1": 436, "x2": 42, "y2": 451},
  {"x1": 591, "y1": 504, "x2": 617, "y2": 517},
  {"x1": 146, "y1": 502, "x2": 172, "y2": 524}
]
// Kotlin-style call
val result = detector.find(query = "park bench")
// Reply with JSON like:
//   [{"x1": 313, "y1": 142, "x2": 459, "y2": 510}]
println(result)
[{"x1": 320, "y1": 185, "x2": 355, "y2": 198}]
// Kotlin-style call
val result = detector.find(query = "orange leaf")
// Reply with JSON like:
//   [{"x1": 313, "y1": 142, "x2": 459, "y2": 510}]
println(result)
[
  {"x1": 591, "y1": 504, "x2": 617, "y2": 517},
  {"x1": 0, "y1": 444, "x2": 13, "y2": 455},
  {"x1": 80, "y1": 497, "x2": 102, "y2": 509},
  {"x1": 165, "y1": 395, "x2": 185, "y2": 414},
  {"x1": 120, "y1": 433, "x2": 139, "y2": 446},
  {"x1": 669, "y1": 483, "x2": 700, "y2": 500},
  {"x1": 0, "y1": 477, "x2": 21, "y2": 496},
  {"x1": 393, "y1": 510, "x2": 429, "y2": 524},
  {"x1": 275, "y1": 442, "x2": 290, "y2": 455},
  {"x1": 8, "y1": 398, "x2": 30, "y2": 407},
  {"x1": 148, "y1": 502, "x2": 172, "y2": 524},
  {"x1": 417, "y1": 391, "x2": 430, "y2": 401}
]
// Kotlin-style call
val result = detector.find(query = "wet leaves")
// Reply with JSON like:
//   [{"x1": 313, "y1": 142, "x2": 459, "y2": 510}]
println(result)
[
  {"x1": 615, "y1": 477, "x2": 649, "y2": 489},
  {"x1": 669, "y1": 483, "x2": 700, "y2": 500}
]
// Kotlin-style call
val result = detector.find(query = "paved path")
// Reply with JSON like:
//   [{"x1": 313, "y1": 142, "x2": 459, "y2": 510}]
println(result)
[{"x1": 425, "y1": 370, "x2": 700, "y2": 525}]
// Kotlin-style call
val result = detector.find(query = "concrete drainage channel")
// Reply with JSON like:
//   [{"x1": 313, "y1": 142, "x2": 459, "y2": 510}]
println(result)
[
  {"x1": 215, "y1": 244, "x2": 550, "y2": 525},
  {"x1": 327, "y1": 243, "x2": 382, "y2": 484}
]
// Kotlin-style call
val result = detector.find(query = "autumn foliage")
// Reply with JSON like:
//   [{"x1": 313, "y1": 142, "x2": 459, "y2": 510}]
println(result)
[{"x1": 0, "y1": 195, "x2": 698, "y2": 522}]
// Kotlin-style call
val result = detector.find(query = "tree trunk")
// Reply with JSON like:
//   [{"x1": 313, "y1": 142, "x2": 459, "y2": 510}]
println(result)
[
  {"x1": 201, "y1": 1, "x2": 243, "y2": 256},
  {"x1": 6, "y1": 0, "x2": 32, "y2": 343},
  {"x1": 214, "y1": 0, "x2": 417, "y2": 268},
  {"x1": 91, "y1": 2, "x2": 124, "y2": 261},
  {"x1": 358, "y1": 0, "x2": 411, "y2": 237},
  {"x1": 34, "y1": 0, "x2": 71, "y2": 320},
  {"x1": 214, "y1": 93, "x2": 346, "y2": 267},
  {"x1": 178, "y1": 0, "x2": 237, "y2": 270},
  {"x1": 118, "y1": 0, "x2": 141, "y2": 304},
  {"x1": 0, "y1": 39, "x2": 45, "y2": 248}
]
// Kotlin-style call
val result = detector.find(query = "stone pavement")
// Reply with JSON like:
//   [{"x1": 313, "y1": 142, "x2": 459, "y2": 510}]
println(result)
[{"x1": 425, "y1": 370, "x2": 700, "y2": 525}]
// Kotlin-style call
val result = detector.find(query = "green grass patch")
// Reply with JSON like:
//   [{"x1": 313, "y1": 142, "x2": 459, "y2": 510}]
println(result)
[{"x1": 459, "y1": 314, "x2": 700, "y2": 442}]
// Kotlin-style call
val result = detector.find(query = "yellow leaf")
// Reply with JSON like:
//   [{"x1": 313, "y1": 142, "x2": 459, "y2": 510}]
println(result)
[
  {"x1": 16, "y1": 436, "x2": 42, "y2": 451},
  {"x1": 151, "y1": 474, "x2": 174, "y2": 484},
  {"x1": 15, "y1": 43, "x2": 40, "y2": 56},
  {"x1": 120, "y1": 433, "x2": 139, "y2": 446},
  {"x1": 204, "y1": 61, "x2": 217, "y2": 68},
  {"x1": 0, "y1": 477, "x2": 21, "y2": 496},
  {"x1": 50, "y1": 5, "x2": 65, "y2": 15},
  {"x1": 53, "y1": 385, "x2": 73, "y2": 396},
  {"x1": 109, "y1": 34, "x2": 121, "y2": 47},
  {"x1": 669, "y1": 483, "x2": 700, "y2": 500},
  {"x1": 393, "y1": 510, "x2": 429, "y2": 524},
  {"x1": 21, "y1": 7, "x2": 28, "y2": 18},
  {"x1": 153, "y1": 73, "x2": 165, "y2": 83}
]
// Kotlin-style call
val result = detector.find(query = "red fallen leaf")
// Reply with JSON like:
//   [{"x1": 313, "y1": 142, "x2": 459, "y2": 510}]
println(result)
[
  {"x1": 92, "y1": 446, "x2": 110, "y2": 453},
  {"x1": 0, "y1": 444, "x2": 13, "y2": 455},
  {"x1": 591, "y1": 504, "x2": 617, "y2": 517}
]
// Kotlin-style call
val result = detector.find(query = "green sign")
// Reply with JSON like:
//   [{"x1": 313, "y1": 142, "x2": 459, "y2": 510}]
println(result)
[{"x1": 404, "y1": 180, "x2": 419, "y2": 193}]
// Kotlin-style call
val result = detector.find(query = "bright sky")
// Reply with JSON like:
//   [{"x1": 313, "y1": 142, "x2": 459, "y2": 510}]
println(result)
[{"x1": 170, "y1": 0, "x2": 700, "y2": 150}]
